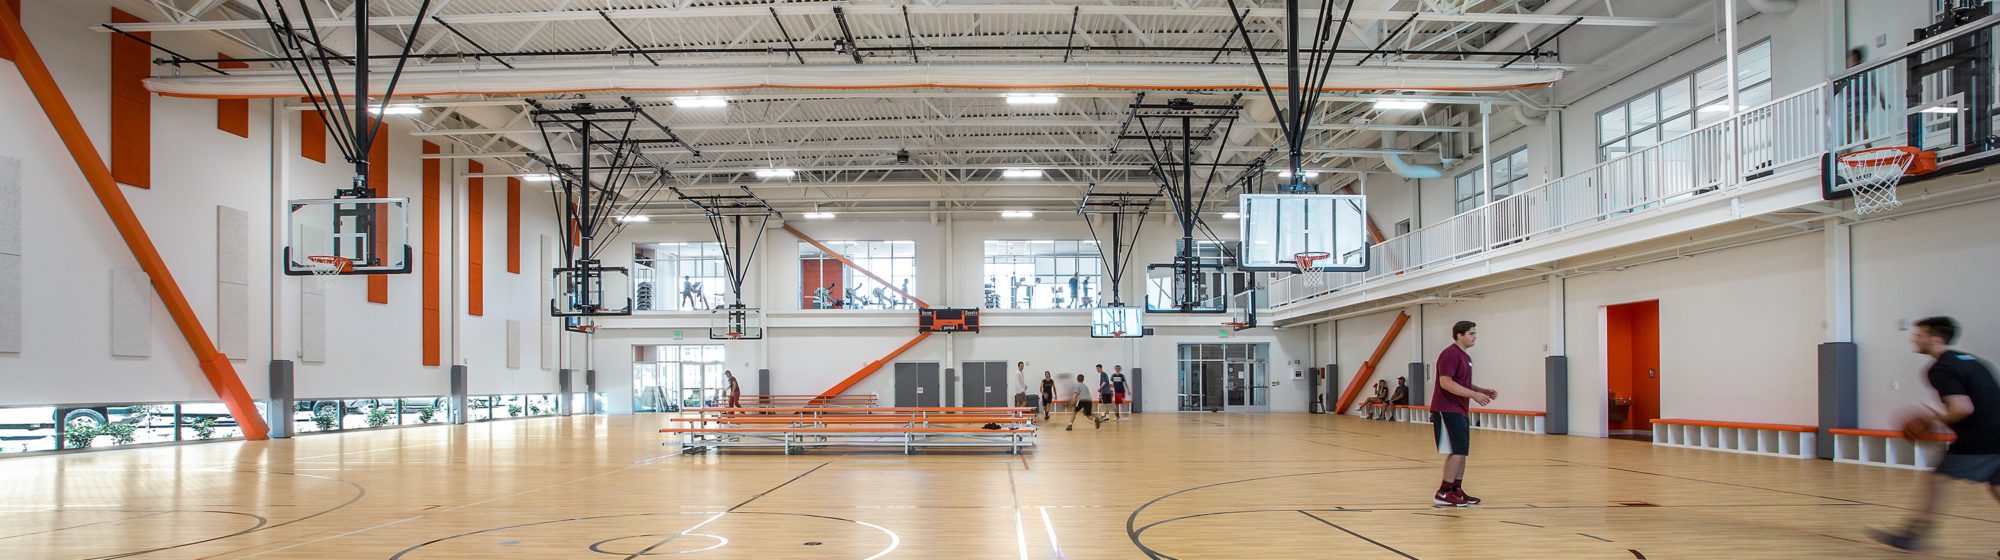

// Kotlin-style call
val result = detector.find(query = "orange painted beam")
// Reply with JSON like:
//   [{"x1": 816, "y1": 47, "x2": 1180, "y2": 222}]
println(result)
[
  {"x1": 0, "y1": 8, "x2": 268, "y2": 440},
  {"x1": 1333, "y1": 311, "x2": 1408, "y2": 414},
  {"x1": 781, "y1": 224, "x2": 929, "y2": 308},
  {"x1": 816, "y1": 331, "x2": 931, "y2": 402}
]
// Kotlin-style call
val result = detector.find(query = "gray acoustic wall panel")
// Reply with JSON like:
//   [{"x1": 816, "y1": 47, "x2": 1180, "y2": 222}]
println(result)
[
  {"x1": 109, "y1": 268, "x2": 153, "y2": 357},
  {"x1": 506, "y1": 319, "x2": 522, "y2": 369},
  {"x1": 0, "y1": 156, "x2": 18, "y2": 353},
  {"x1": 300, "y1": 292, "x2": 326, "y2": 363},
  {"x1": 215, "y1": 206, "x2": 249, "y2": 358},
  {"x1": 0, "y1": 254, "x2": 18, "y2": 353}
]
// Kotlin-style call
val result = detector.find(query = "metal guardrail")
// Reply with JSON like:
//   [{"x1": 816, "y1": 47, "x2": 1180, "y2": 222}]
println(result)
[{"x1": 1261, "y1": 83, "x2": 1833, "y2": 308}]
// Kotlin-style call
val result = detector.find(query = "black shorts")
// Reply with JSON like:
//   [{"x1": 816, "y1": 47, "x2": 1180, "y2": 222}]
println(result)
[
  {"x1": 1098, "y1": 393, "x2": 1112, "y2": 404},
  {"x1": 1432, "y1": 412, "x2": 1470, "y2": 456},
  {"x1": 1074, "y1": 400, "x2": 1095, "y2": 414},
  {"x1": 1937, "y1": 452, "x2": 2000, "y2": 484}
]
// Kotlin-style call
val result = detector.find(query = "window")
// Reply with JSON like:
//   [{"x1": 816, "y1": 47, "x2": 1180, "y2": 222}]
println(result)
[
  {"x1": 632, "y1": 344, "x2": 726, "y2": 412},
  {"x1": 633, "y1": 242, "x2": 728, "y2": 311},
  {"x1": 1393, "y1": 219, "x2": 1412, "y2": 237},
  {"x1": 1452, "y1": 148, "x2": 1527, "y2": 214},
  {"x1": 1598, "y1": 40, "x2": 1772, "y2": 161},
  {"x1": 799, "y1": 240, "x2": 917, "y2": 310},
  {"x1": 983, "y1": 240, "x2": 1102, "y2": 309}
]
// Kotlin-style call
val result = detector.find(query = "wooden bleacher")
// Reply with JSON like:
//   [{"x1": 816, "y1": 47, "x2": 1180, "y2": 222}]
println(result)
[{"x1": 663, "y1": 406, "x2": 1036, "y2": 454}]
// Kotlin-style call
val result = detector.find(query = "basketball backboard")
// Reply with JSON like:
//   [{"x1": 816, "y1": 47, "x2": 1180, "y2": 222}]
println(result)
[
  {"x1": 710, "y1": 306, "x2": 764, "y2": 340},
  {"x1": 553, "y1": 266, "x2": 633, "y2": 316},
  {"x1": 283, "y1": 198, "x2": 411, "y2": 275},
  {"x1": 1091, "y1": 306, "x2": 1142, "y2": 338},
  {"x1": 1237, "y1": 194, "x2": 1368, "y2": 272},
  {"x1": 1144, "y1": 263, "x2": 1230, "y2": 313}
]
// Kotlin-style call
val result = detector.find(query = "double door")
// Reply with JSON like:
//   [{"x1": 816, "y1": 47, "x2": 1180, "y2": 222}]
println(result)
[
  {"x1": 959, "y1": 362, "x2": 1012, "y2": 407},
  {"x1": 894, "y1": 362, "x2": 942, "y2": 407}
]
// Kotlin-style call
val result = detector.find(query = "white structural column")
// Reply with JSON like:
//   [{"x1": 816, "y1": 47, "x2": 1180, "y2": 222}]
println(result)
[
  {"x1": 1546, "y1": 273, "x2": 1568, "y2": 434},
  {"x1": 1824, "y1": 218, "x2": 1852, "y2": 343}
]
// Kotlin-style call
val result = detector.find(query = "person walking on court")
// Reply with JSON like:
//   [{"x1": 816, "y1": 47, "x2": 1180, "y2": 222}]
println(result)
[
  {"x1": 1111, "y1": 365, "x2": 1130, "y2": 420},
  {"x1": 1432, "y1": 321, "x2": 1497, "y2": 507},
  {"x1": 1068, "y1": 374, "x2": 1103, "y2": 430},
  {"x1": 1097, "y1": 364, "x2": 1115, "y2": 414},
  {"x1": 724, "y1": 370, "x2": 742, "y2": 409},
  {"x1": 1871, "y1": 317, "x2": 2000, "y2": 551},
  {"x1": 1039, "y1": 371, "x2": 1057, "y2": 421}
]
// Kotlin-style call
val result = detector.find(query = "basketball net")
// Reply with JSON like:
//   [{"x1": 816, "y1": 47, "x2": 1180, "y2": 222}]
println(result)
[
  {"x1": 1293, "y1": 251, "x2": 1331, "y2": 288},
  {"x1": 304, "y1": 255, "x2": 351, "y2": 293},
  {"x1": 1110, "y1": 331, "x2": 1125, "y2": 338},
  {"x1": 1837, "y1": 146, "x2": 1933, "y2": 215}
]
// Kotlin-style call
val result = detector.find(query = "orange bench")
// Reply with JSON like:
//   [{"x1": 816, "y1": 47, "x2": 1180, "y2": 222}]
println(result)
[
  {"x1": 663, "y1": 414, "x2": 1037, "y2": 455},
  {"x1": 1829, "y1": 428, "x2": 1956, "y2": 470},
  {"x1": 1649, "y1": 419, "x2": 1817, "y2": 459}
]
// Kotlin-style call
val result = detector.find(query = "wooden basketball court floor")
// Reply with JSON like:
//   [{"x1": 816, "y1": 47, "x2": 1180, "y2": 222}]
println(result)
[{"x1": 2, "y1": 414, "x2": 1995, "y2": 559}]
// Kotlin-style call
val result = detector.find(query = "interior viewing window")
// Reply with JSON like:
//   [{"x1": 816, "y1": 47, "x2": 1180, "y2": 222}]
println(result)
[
  {"x1": 1598, "y1": 40, "x2": 1772, "y2": 161},
  {"x1": 982, "y1": 240, "x2": 1102, "y2": 309},
  {"x1": 633, "y1": 344, "x2": 726, "y2": 413},
  {"x1": 633, "y1": 242, "x2": 727, "y2": 311},
  {"x1": 1393, "y1": 219, "x2": 1412, "y2": 237},
  {"x1": 1454, "y1": 147, "x2": 1529, "y2": 215},
  {"x1": 799, "y1": 240, "x2": 917, "y2": 310}
]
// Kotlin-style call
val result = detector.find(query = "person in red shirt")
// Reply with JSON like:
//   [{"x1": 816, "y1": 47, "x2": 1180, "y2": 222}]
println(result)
[{"x1": 1431, "y1": 321, "x2": 1497, "y2": 507}]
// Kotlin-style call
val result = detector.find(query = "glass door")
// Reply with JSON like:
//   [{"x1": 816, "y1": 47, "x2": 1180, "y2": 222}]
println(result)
[
  {"x1": 631, "y1": 344, "x2": 725, "y2": 412},
  {"x1": 1224, "y1": 358, "x2": 1269, "y2": 412}
]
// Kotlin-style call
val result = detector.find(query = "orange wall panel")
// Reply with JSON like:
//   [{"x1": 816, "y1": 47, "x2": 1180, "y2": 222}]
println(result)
[
  {"x1": 421, "y1": 142, "x2": 442, "y2": 366},
  {"x1": 467, "y1": 161, "x2": 485, "y2": 316},
  {"x1": 109, "y1": 9, "x2": 150, "y2": 189},
  {"x1": 366, "y1": 130, "x2": 389, "y2": 303},
  {"x1": 506, "y1": 177, "x2": 521, "y2": 274},
  {"x1": 300, "y1": 108, "x2": 326, "y2": 163},
  {"x1": 215, "y1": 55, "x2": 248, "y2": 137}
]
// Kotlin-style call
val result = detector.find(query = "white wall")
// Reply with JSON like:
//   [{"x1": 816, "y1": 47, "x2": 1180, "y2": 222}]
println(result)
[
  {"x1": 0, "y1": 0, "x2": 565, "y2": 408},
  {"x1": 1852, "y1": 196, "x2": 2000, "y2": 428},
  {"x1": 1419, "y1": 283, "x2": 1550, "y2": 412}
]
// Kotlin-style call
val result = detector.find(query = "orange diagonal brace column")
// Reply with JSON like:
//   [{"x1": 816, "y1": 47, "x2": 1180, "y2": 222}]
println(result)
[
  {"x1": 1334, "y1": 311, "x2": 1409, "y2": 414},
  {"x1": 782, "y1": 224, "x2": 929, "y2": 308},
  {"x1": 817, "y1": 331, "x2": 932, "y2": 402},
  {"x1": 0, "y1": 9, "x2": 269, "y2": 440}
]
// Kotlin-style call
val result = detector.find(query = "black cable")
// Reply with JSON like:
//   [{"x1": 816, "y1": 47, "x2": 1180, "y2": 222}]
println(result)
[
  {"x1": 1222, "y1": 0, "x2": 1291, "y2": 142},
  {"x1": 360, "y1": 0, "x2": 434, "y2": 163}
]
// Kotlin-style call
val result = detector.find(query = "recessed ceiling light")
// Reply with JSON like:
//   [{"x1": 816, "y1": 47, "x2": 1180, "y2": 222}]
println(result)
[
  {"x1": 1001, "y1": 168, "x2": 1043, "y2": 178},
  {"x1": 520, "y1": 173, "x2": 557, "y2": 182},
  {"x1": 802, "y1": 212, "x2": 836, "y2": 220},
  {"x1": 672, "y1": 96, "x2": 729, "y2": 108},
  {"x1": 1001, "y1": 211, "x2": 1035, "y2": 218},
  {"x1": 754, "y1": 169, "x2": 797, "y2": 179},
  {"x1": 1222, "y1": 212, "x2": 1241, "y2": 219},
  {"x1": 1373, "y1": 99, "x2": 1430, "y2": 111},
  {"x1": 616, "y1": 215, "x2": 651, "y2": 223},
  {"x1": 368, "y1": 104, "x2": 423, "y2": 115},
  {"x1": 1004, "y1": 94, "x2": 1061, "y2": 105}
]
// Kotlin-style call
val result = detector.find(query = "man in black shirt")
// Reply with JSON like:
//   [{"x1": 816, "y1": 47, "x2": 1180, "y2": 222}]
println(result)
[{"x1": 1874, "y1": 317, "x2": 2000, "y2": 550}]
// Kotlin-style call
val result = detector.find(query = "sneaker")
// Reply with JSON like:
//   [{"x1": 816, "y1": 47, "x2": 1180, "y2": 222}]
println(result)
[
  {"x1": 1867, "y1": 528, "x2": 1923, "y2": 551},
  {"x1": 1066, "y1": 425, "x2": 1074, "y2": 431},
  {"x1": 1454, "y1": 489, "x2": 1481, "y2": 505},
  {"x1": 1433, "y1": 490, "x2": 1469, "y2": 508}
]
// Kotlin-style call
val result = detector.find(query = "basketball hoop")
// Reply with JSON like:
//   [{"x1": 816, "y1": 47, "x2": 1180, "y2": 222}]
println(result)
[
  {"x1": 1292, "y1": 251, "x2": 1331, "y2": 288},
  {"x1": 1837, "y1": 146, "x2": 1935, "y2": 215},
  {"x1": 304, "y1": 255, "x2": 351, "y2": 292},
  {"x1": 576, "y1": 324, "x2": 598, "y2": 334},
  {"x1": 1222, "y1": 322, "x2": 1249, "y2": 331},
  {"x1": 727, "y1": 331, "x2": 743, "y2": 340},
  {"x1": 1110, "y1": 331, "x2": 1126, "y2": 338}
]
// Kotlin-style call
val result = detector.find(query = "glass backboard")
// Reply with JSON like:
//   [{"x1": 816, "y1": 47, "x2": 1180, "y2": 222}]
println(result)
[
  {"x1": 284, "y1": 197, "x2": 411, "y2": 275},
  {"x1": 1237, "y1": 194, "x2": 1368, "y2": 272}
]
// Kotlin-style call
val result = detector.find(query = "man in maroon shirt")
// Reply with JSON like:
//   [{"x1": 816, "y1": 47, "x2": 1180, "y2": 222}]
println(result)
[{"x1": 1432, "y1": 321, "x2": 1497, "y2": 507}]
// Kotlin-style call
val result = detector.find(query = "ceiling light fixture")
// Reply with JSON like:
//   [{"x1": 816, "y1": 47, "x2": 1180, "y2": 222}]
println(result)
[
  {"x1": 1004, "y1": 94, "x2": 1061, "y2": 105},
  {"x1": 1001, "y1": 211, "x2": 1035, "y2": 218},
  {"x1": 1222, "y1": 212, "x2": 1242, "y2": 220},
  {"x1": 754, "y1": 168, "x2": 797, "y2": 179},
  {"x1": 803, "y1": 212, "x2": 836, "y2": 220},
  {"x1": 1001, "y1": 168, "x2": 1043, "y2": 178},
  {"x1": 1373, "y1": 99, "x2": 1430, "y2": 111},
  {"x1": 520, "y1": 173, "x2": 557, "y2": 182},
  {"x1": 672, "y1": 96, "x2": 730, "y2": 108},
  {"x1": 369, "y1": 104, "x2": 423, "y2": 115},
  {"x1": 1920, "y1": 106, "x2": 1963, "y2": 114},
  {"x1": 616, "y1": 215, "x2": 651, "y2": 223},
  {"x1": 1276, "y1": 170, "x2": 1320, "y2": 178}
]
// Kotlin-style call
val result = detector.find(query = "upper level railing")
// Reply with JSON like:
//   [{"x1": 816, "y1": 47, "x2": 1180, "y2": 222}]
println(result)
[{"x1": 1263, "y1": 82, "x2": 1832, "y2": 307}]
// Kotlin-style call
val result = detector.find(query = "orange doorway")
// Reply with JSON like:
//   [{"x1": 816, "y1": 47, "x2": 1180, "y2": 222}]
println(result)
[{"x1": 1605, "y1": 300, "x2": 1659, "y2": 440}]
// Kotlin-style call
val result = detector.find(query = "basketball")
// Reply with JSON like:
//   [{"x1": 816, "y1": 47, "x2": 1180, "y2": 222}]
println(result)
[{"x1": 1899, "y1": 416, "x2": 1935, "y2": 441}]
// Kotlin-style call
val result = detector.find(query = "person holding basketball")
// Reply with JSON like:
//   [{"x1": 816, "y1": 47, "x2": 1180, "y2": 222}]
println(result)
[
  {"x1": 1039, "y1": 371, "x2": 1057, "y2": 421},
  {"x1": 1872, "y1": 317, "x2": 2000, "y2": 551},
  {"x1": 1432, "y1": 321, "x2": 1496, "y2": 508},
  {"x1": 1067, "y1": 374, "x2": 1102, "y2": 431}
]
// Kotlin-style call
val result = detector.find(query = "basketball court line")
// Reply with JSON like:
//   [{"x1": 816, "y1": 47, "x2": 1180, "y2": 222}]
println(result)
[
  {"x1": 621, "y1": 462, "x2": 831, "y2": 558},
  {"x1": 1298, "y1": 510, "x2": 1419, "y2": 560}
]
